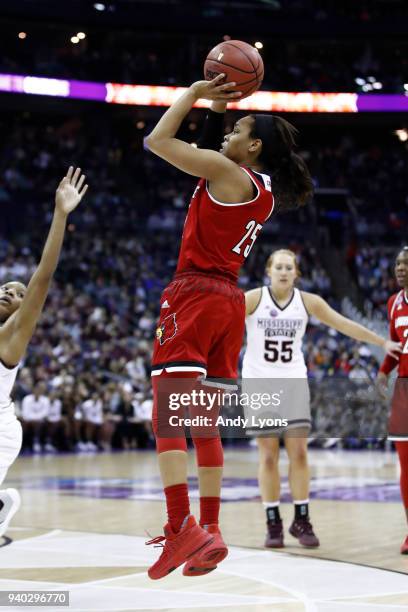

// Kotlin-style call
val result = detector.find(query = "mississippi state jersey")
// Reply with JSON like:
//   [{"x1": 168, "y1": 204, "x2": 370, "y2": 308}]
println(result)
[
  {"x1": 242, "y1": 287, "x2": 308, "y2": 378},
  {"x1": 380, "y1": 290, "x2": 408, "y2": 377},
  {"x1": 0, "y1": 360, "x2": 19, "y2": 414},
  {"x1": 176, "y1": 167, "x2": 274, "y2": 283}
]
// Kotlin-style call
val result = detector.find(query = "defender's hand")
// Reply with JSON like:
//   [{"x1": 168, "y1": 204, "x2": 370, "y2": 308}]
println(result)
[
  {"x1": 189, "y1": 74, "x2": 242, "y2": 101},
  {"x1": 383, "y1": 339, "x2": 402, "y2": 360},
  {"x1": 376, "y1": 371, "x2": 389, "y2": 401},
  {"x1": 55, "y1": 167, "x2": 88, "y2": 215}
]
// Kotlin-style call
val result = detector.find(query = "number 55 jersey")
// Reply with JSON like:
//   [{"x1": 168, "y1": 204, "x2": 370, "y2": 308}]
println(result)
[{"x1": 242, "y1": 286, "x2": 309, "y2": 379}]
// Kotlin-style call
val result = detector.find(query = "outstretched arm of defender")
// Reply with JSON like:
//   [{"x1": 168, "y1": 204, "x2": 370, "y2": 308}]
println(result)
[
  {"x1": 0, "y1": 168, "x2": 88, "y2": 365},
  {"x1": 302, "y1": 291, "x2": 402, "y2": 358}
]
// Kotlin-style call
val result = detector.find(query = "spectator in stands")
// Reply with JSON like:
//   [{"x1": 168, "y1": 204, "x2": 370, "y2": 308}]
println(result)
[{"x1": 21, "y1": 383, "x2": 50, "y2": 452}]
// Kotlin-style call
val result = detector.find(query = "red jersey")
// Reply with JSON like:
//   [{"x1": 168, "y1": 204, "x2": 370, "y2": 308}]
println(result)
[
  {"x1": 176, "y1": 167, "x2": 274, "y2": 283},
  {"x1": 380, "y1": 290, "x2": 408, "y2": 377}
]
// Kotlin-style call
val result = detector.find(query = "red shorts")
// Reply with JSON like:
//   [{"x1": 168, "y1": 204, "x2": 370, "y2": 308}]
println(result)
[
  {"x1": 151, "y1": 272, "x2": 245, "y2": 381},
  {"x1": 389, "y1": 378, "x2": 408, "y2": 440}
]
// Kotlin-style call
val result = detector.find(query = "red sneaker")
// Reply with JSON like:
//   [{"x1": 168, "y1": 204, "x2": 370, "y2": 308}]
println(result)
[
  {"x1": 183, "y1": 524, "x2": 228, "y2": 577},
  {"x1": 400, "y1": 535, "x2": 408, "y2": 554},
  {"x1": 146, "y1": 515, "x2": 214, "y2": 580}
]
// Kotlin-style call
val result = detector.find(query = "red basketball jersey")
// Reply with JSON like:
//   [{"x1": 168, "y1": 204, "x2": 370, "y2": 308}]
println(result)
[
  {"x1": 380, "y1": 290, "x2": 408, "y2": 377},
  {"x1": 176, "y1": 167, "x2": 274, "y2": 283}
]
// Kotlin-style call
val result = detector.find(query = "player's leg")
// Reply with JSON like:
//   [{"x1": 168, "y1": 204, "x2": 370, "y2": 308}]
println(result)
[
  {"x1": 148, "y1": 371, "x2": 213, "y2": 580},
  {"x1": 0, "y1": 415, "x2": 23, "y2": 537},
  {"x1": 395, "y1": 441, "x2": 408, "y2": 553},
  {"x1": 184, "y1": 389, "x2": 226, "y2": 576},
  {"x1": 184, "y1": 286, "x2": 245, "y2": 576},
  {"x1": 257, "y1": 436, "x2": 284, "y2": 547},
  {"x1": 284, "y1": 433, "x2": 319, "y2": 547}
]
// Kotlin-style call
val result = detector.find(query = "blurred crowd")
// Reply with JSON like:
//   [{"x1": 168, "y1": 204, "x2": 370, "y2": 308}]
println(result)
[
  {"x1": 0, "y1": 106, "x2": 403, "y2": 452},
  {"x1": 0, "y1": 10, "x2": 406, "y2": 93},
  {"x1": 351, "y1": 246, "x2": 399, "y2": 317}
]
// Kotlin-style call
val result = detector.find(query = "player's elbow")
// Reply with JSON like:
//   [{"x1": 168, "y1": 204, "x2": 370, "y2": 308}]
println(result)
[{"x1": 144, "y1": 133, "x2": 164, "y2": 153}]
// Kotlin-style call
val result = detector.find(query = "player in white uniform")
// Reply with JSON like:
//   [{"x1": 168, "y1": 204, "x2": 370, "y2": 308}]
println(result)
[
  {"x1": 243, "y1": 249, "x2": 401, "y2": 548},
  {"x1": 0, "y1": 167, "x2": 88, "y2": 538}
]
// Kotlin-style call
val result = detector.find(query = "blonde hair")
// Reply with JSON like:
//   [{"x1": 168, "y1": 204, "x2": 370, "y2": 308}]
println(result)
[{"x1": 265, "y1": 249, "x2": 301, "y2": 278}]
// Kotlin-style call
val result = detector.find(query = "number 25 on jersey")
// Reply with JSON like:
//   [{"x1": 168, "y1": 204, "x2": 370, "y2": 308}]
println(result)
[{"x1": 232, "y1": 220, "x2": 263, "y2": 259}]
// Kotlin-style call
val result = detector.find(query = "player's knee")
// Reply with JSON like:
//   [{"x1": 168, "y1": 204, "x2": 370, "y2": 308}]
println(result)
[
  {"x1": 261, "y1": 449, "x2": 279, "y2": 471},
  {"x1": 289, "y1": 446, "x2": 308, "y2": 467},
  {"x1": 0, "y1": 419, "x2": 22, "y2": 481},
  {"x1": 155, "y1": 436, "x2": 188, "y2": 454}
]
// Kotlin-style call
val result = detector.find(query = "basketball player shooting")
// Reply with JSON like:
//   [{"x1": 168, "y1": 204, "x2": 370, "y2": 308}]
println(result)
[
  {"x1": 0, "y1": 167, "x2": 88, "y2": 538},
  {"x1": 144, "y1": 69, "x2": 314, "y2": 580}
]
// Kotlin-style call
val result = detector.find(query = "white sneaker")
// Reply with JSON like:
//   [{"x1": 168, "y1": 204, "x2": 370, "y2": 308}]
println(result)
[
  {"x1": 86, "y1": 442, "x2": 97, "y2": 452},
  {"x1": 75, "y1": 442, "x2": 87, "y2": 452},
  {"x1": 33, "y1": 442, "x2": 42, "y2": 453},
  {"x1": 0, "y1": 489, "x2": 21, "y2": 537},
  {"x1": 322, "y1": 438, "x2": 339, "y2": 449},
  {"x1": 44, "y1": 443, "x2": 56, "y2": 453}
]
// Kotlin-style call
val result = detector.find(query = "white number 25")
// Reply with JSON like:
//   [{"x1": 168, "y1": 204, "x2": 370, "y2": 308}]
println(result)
[{"x1": 232, "y1": 220, "x2": 263, "y2": 259}]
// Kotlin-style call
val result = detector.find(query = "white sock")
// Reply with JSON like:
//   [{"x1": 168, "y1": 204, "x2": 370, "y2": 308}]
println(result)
[{"x1": 263, "y1": 501, "x2": 280, "y2": 509}]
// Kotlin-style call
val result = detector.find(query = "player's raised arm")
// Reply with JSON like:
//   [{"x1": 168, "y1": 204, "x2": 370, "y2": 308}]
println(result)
[
  {"x1": 197, "y1": 101, "x2": 227, "y2": 151},
  {"x1": 0, "y1": 167, "x2": 88, "y2": 366},
  {"x1": 144, "y1": 76, "x2": 246, "y2": 183},
  {"x1": 301, "y1": 291, "x2": 402, "y2": 358}
]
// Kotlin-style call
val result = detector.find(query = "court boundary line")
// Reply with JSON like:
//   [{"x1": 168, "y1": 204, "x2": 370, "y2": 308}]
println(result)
[{"x1": 9, "y1": 524, "x2": 408, "y2": 577}]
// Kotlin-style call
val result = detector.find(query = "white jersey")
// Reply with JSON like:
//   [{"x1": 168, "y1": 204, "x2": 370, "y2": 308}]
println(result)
[
  {"x1": 0, "y1": 360, "x2": 19, "y2": 414},
  {"x1": 242, "y1": 286, "x2": 308, "y2": 378}
]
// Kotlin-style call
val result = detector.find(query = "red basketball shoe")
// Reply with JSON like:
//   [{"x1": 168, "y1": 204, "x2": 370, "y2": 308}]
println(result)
[
  {"x1": 400, "y1": 535, "x2": 408, "y2": 554},
  {"x1": 183, "y1": 524, "x2": 228, "y2": 576},
  {"x1": 146, "y1": 515, "x2": 214, "y2": 580}
]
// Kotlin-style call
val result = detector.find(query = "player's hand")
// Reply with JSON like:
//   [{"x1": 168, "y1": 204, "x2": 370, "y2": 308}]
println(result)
[
  {"x1": 55, "y1": 167, "x2": 88, "y2": 216},
  {"x1": 376, "y1": 371, "x2": 389, "y2": 401},
  {"x1": 189, "y1": 75, "x2": 242, "y2": 101},
  {"x1": 383, "y1": 339, "x2": 402, "y2": 359}
]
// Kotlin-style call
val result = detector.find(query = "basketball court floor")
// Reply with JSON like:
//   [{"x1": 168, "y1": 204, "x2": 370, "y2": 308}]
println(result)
[{"x1": 2, "y1": 447, "x2": 408, "y2": 611}]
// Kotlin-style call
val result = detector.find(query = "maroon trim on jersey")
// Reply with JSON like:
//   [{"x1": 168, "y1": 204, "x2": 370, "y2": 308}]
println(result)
[
  {"x1": 267, "y1": 287, "x2": 295, "y2": 311},
  {"x1": 299, "y1": 290, "x2": 310, "y2": 318},
  {"x1": 0, "y1": 358, "x2": 17, "y2": 370}
]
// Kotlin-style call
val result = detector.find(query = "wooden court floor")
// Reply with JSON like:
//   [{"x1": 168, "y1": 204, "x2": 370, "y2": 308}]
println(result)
[{"x1": 1, "y1": 448, "x2": 408, "y2": 611}]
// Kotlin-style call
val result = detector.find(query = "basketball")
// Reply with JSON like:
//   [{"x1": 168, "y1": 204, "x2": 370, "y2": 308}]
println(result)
[{"x1": 204, "y1": 40, "x2": 264, "y2": 100}]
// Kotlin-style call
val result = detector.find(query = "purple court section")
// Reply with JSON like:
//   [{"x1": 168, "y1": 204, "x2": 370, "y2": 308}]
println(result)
[
  {"x1": 69, "y1": 79, "x2": 107, "y2": 101},
  {"x1": 357, "y1": 94, "x2": 408, "y2": 112},
  {"x1": 11, "y1": 475, "x2": 402, "y2": 503}
]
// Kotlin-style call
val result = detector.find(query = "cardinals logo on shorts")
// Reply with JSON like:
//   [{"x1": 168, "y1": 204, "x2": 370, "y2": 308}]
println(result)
[{"x1": 156, "y1": 313, "x2": 178, "y2": 345}]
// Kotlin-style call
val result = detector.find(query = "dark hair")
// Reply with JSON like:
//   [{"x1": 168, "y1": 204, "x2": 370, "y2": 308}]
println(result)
[{"x1": 249, "y1": 114, "x2": 314, "y2": 212}]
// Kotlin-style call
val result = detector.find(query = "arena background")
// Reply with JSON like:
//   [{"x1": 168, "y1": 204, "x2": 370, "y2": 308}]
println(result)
[{"x1": 0, "y1": 1, "x2": 408, "y2": 610}]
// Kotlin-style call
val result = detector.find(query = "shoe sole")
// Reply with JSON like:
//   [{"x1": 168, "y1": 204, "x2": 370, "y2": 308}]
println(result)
[
  {"x1": 289, "y1": 528, "x2": 319, "y2": 548},
  {"x1": 183, "y1": 546, "x2": 228, "y2": 577},
  {"x1": 148, "y1": 535, "x2": 214, "y2": 580},
  {"x1": 264, "y1": 541, "x2": 285, "y2": 548}
]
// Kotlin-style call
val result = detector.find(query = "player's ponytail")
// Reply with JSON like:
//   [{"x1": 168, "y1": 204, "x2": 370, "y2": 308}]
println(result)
[{"x1": 250, "y1": 114, "x2": 314, "y2": 212}]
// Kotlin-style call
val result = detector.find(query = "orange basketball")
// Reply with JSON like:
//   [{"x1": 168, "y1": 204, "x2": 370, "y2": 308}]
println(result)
[{"x1": 204, "y1": 40, "x2": 264, "y2": 100}]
